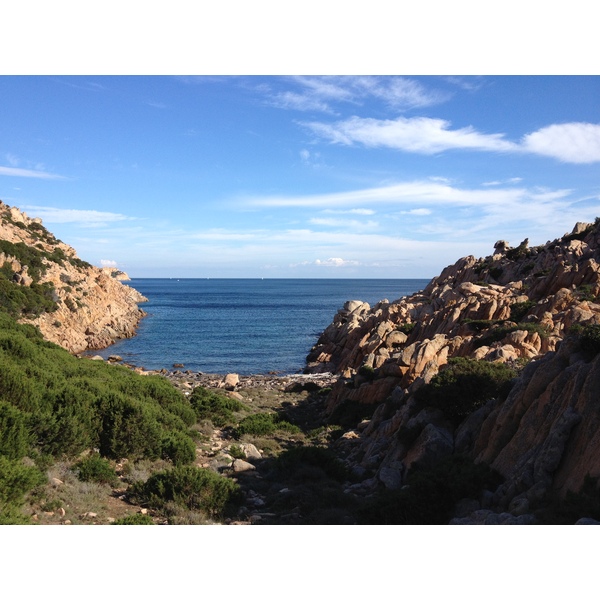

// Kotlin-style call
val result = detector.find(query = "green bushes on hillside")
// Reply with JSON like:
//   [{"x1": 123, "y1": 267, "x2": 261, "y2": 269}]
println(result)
[
  {"x1": 190, "y1": 386, "x2": 246, "y2": 427},
  {"x1": 415, "y1": 358, "x2": 516, "y2": 425},
  {"x1": 128, "y1": 465, "x2": 242, "y2": 519},
  {"x1": 0, "y1": 312, "x2": 196, "y2": 462}
]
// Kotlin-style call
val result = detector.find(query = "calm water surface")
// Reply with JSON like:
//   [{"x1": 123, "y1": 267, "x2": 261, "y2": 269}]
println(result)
[{"x1": 92, "y1": 279, "x2": 430, "y2": 374}]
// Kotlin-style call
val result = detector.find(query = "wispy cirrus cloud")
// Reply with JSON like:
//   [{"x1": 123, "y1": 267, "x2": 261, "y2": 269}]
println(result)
[
  {"x1": 304, "y1": 116, "x2": 517, "y2": 154},
  {"x1": 0, "y1": 166, "x2": 66, "y2": 180},
  {"x1": 304, "y1": 115, "x2": 600, "y2": 164},
  {"x1": 268, "y1": 76, "x2": 446, "y2": 113},
  {"x1": 309, "y1": 217, "x2": 379, "y2": 231},
  {"x1": 20, "y1": 205, "x2": 136, "y2": 227}
]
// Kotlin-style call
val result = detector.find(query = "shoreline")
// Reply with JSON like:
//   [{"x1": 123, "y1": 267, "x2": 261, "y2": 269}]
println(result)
[{"x1": 84, "y1": 353, "x2": 340, "y2": 393}]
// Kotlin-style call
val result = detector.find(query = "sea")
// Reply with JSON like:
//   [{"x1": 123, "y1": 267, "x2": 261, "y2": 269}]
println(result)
[{"x1": 91, "y1": 279, "x2": 430, "y2": 375}]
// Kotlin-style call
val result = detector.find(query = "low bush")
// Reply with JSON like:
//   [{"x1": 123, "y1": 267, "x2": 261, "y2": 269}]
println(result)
[
  {"x1": 415, "y1": 358, "x2": 516, "y2": 425},
  {"x1": 234, "y1": 413, "x2": 300, "y2": 438},
  {"x1": 571, "y1": 323, "x2": 600, "y2": 356},
  {"x1": 473, "y1": 322, "x2": 549, "y2": 349},
  {"x1": 128, "y1": 465, "x2": 242, "y2": 519},
  {"x1": 273, "y1": 446, "x2": 349, "y2": 482},
  {"x1": 75, "y1": 454, "x2": 118, "y2": 486},
  {"x1": 113, "y1": 513, "x2": 154, "y2": 525},
  {"x1": 0, "y1": 455, "x2": 45, "y2": 523},
  {"x1": 160, "y1": 431, "x2": 196, "y2": 466},
  {"x1": 510, "y1": 300, "x2": 535, "y2": 322},
  {"x1": 0, "y1": 401, "x2": 32, "y2": 460},
  {"x1": 190, "y1": 386, "x2": 246, "y2": 427}
]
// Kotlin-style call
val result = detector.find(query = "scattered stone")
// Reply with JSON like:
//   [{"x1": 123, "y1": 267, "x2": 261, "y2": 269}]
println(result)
[
  {"x1": 222, "y1": 373, "x2": 240, "y2": 390},
  {"x1": 232, "y1": 459, "x2": 256, "y2": 473}
]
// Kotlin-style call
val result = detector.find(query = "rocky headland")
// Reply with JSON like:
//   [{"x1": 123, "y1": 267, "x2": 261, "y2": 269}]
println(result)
[
  {"x1": 304, "y1": 220, "x2": 600, "y2": 522},
  {"x1": 0, "y1": 200, "x2": 147, "y2": 353}
]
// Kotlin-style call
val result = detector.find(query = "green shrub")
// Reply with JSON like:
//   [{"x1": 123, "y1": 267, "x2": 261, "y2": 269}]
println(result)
[
  {"x1": 190, "y1": 386, "x2": 245, "y2": 427},
  {"x1": 160, "y1": 431, "x2": 196, "y2": 466},
  {"x1": 415, "y1": 358, "x2": 516, "y2": 425},
  {"x1": 113, "y1": 513, "x2": 154, "y2": 525},
  {"x1": 473, "y1": 322, "x2": 549, "y2": 349},
  {"x1": 510, "y1": 300, "x2": 535, "y2": 322},
  {"x1": 274, "y1": 446, "x2": 349, "y2": 482},
  {"x1": 397, "y1": 322, "x2": 416, "y2": 334},
  {"x1": 75, "y1": 453, "x2": 118, "y2": 486},
  {"x1": 571, "y1": 323, "x2": 600, "y2": 356},
  {"x1": 358, "y1": 365, "x2": 376, "y2": 381},
  {"x1": 235, "y1": 413, "x2": 300, "y2": 438},
  {"x1": 465, "y1": 319, "x2": 495, "y2": 333},
  {"x1": 0, "y1": 455, "x2": 45, "y2": 520},
  {"x1": 129, "y1": 465, "x2": 242, "y2": 519},
  {"x1": 0, "y1": 401, "x2": 32, "y2": 460},
  {"x1": 97, "y1": 392, "x2": 163, "y2": 460},
  {"x1": 228, "y1": 444, "x2": 245, "y2": 460}
]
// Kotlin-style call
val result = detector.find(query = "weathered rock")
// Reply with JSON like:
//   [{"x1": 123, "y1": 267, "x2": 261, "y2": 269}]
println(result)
[
  {"x1": 232, "y1": 459, "x2": 256, "y2": 472},
  {"x1": 0, "y1": 201, "x2": 147, "y2": 354},
  {"x1": 221, "y1": 373, "x2": 240, "y2": 390}
]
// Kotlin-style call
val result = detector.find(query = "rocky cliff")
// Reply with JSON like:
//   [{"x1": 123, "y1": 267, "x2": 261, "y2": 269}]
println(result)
[
  {"x1": 306, "y1": 220, "x2": 600, "y2": 519},
  {"x1": 0, "y1": 200, "x2": 147, "y2": 353}
]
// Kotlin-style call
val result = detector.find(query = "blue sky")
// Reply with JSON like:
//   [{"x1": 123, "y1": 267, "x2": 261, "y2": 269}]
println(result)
[{"x1": 1, "y1": 75, "x2": 599, "y2": 278}]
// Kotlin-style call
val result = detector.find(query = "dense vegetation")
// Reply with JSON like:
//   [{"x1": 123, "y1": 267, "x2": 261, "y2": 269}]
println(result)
[
  {"x1": 415, "y1": 357, "x2": 517, "y2": 425},
  {"x1": 0, "y1": 311, "x2": 207, "y2": 522}
]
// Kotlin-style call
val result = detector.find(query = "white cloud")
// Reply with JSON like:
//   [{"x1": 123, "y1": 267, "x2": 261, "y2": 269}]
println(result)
[
  {"x1": 322, "y1": 208, "x2": 375, "y2": 215},
  {"x1": 304, "y1": 116, "x2": 516, "y2": 154},
  {"x1": 483, "y1": 177, "x2": 523, "y2": 186},
  {"x1": 400, "y1": 208, "x2": 432, "y2": 216},
  {"x1": 0, "y1": 166, "x2": 66, "y2": 180},
  {"x1": 249, "y1": 180, "x2": 527, "y2": 209},
  {"x1": 100, "y1": 259, "x2": 118, "y2": 267},
  {"x1": 268, "y1": 76, "x2": 444, "y2": 113},
  {"x1": 521, "y1": 122, "x2": 600, "y2": 163},
  {"x1": 315, "y1": 257, "x2": 360, "y2": 267},
  {"x1": 305, "y1": 114, "x2": 600, "y2": 164},
  {"x1": 20, "y1": 205, "x2": 134, "y2": 226},
  {"x1": 270, "y1": 91, "x2": 332, "y2": 113},
  {"x1": 299, "y1": 148, "x2": 323, "y2": 166},
  {"x1": 309, "y1": 217, "x2": 379, "y2": 230}
]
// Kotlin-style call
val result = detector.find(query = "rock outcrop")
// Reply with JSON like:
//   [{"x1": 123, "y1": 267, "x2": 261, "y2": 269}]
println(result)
[
  {"x1": 306, "y1": 220, "x2": 600, "y2": 518},
  {"x1": 0, "y1": 200, "x2": 147, "y2": 353}
]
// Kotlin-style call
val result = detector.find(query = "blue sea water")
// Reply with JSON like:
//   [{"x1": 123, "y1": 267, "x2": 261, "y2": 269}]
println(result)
[{"x1": 92, "y1": 279, "x2": 430, "y2": 374}]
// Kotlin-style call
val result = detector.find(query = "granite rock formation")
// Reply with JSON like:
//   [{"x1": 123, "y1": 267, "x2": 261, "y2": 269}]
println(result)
[
  {"x1": 0, "y1": 200, "x2": 147, "y2": 353},
  {"x1": 306, "y1": 220, "x2": 600, "y2": 518}
]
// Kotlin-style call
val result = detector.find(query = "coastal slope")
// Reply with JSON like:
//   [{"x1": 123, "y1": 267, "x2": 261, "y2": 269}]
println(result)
[
  {"x1": 0, "y1": 200, "x2": 146, "y2": 353},
  {"x1": 307, "y1": 220, "x2": 600, "y2": 519}
]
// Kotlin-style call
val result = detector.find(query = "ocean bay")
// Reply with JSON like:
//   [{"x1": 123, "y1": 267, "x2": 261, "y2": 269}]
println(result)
[{"x1": 92, "y1": 278, "x2": 430, "y2": 374}]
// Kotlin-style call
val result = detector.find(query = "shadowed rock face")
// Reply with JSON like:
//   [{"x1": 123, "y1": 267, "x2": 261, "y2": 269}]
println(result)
[
  {"x1": 306, "y1": 220, "x2": 600, "y2": 511},
  {"x1": 0, "y1": 200, "x2": 147, "y2": 353}
]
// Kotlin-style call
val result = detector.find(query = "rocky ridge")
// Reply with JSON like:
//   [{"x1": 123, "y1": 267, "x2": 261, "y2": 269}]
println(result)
[
  {"x1": 305, "y1": 220, "x2": 600, "y2": 520},
  {"x1": 0, "y1": 200, "x2": 147, "y2": 353}
]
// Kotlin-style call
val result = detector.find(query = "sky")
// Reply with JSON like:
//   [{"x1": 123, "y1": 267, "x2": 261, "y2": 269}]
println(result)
[{"x1": 0, "y1": 75, "x2": 599, "y2": 278}]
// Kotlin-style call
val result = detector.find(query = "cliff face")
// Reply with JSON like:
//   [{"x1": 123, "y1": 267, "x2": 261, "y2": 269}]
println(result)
[
  {"x1": 306, "y1": 220, "x2": 600, "y2": 515},
  {"x1": 0, "y1": 200, "x2": 147, "y2": 353}
]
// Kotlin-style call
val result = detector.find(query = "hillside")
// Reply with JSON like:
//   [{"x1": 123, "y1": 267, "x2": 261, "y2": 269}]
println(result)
[
  {"x1": 0, "y1": 200, "x2": 146, "y2": 353},
  {"x1": 305, "y1": 220, "x2": 600, "y2": 522}
]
